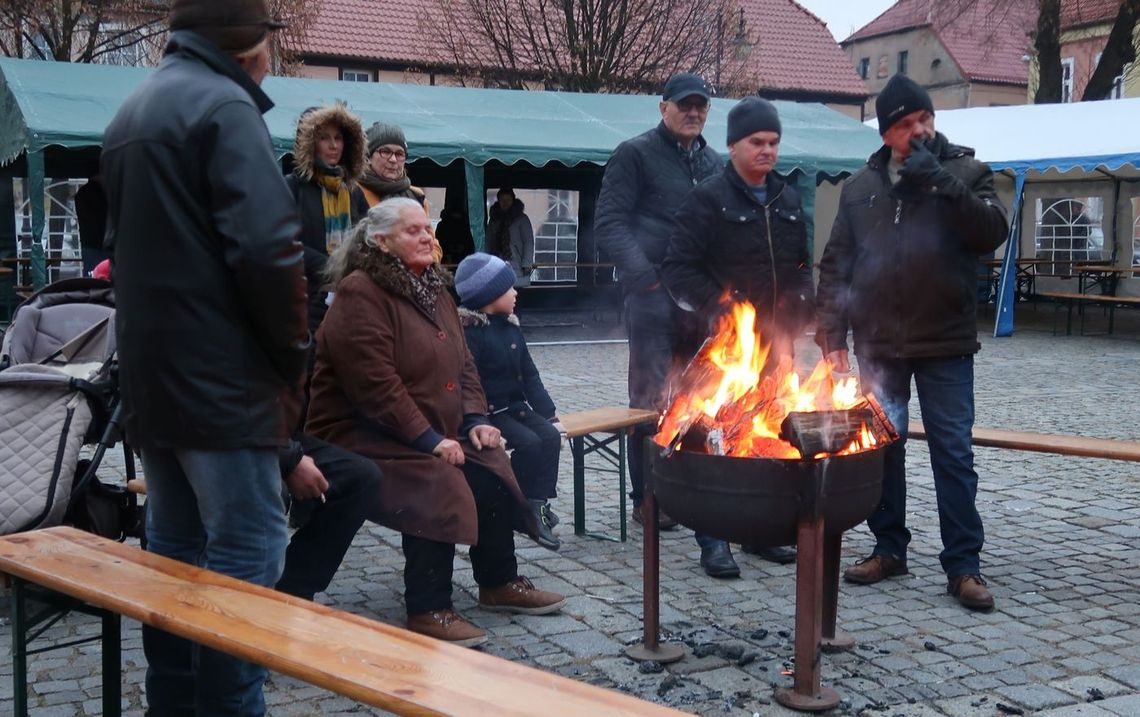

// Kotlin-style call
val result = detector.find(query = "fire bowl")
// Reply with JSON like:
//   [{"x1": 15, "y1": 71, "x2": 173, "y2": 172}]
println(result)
[{"x1": 649, "y1": 442, "x2": 887, "y2": 548}]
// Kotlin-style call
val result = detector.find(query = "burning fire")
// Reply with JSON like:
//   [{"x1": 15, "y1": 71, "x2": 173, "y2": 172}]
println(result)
[{"x1": 654, "y1": 302, "x2": 883, "y2": 460}]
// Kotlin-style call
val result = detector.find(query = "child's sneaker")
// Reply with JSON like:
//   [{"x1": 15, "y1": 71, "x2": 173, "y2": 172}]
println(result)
[{"x1": 529, "y1": 499, "x2": 561, "y2": 551}]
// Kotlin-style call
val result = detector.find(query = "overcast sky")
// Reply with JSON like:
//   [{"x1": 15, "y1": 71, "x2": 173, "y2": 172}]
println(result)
[{"x1": 795, "y1": 0, "x2": 898, "y2": 42}]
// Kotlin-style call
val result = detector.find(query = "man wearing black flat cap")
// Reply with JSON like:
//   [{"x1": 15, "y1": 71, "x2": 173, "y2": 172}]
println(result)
[
  {"x1": 102, "y1": 1, "x2": 308, "y2": 714},
  {"x1": 814, "y1": 74, "x2": 1007, "y2": 612},
  {"x1": 595, "y1": 73, "x2": 740, "y2": 578},
  {"x1": 661, "y1": 97, "x2": 813, "y2": 569}
]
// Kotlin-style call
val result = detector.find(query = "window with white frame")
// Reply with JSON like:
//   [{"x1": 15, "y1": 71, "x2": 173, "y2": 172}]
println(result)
[
  {"x1": 12, "y1": 178, "x2": 87, "y2": 287},
  {"x1": 342, "y1": 69, "x2": 372, "y2": 82},
  {"x1": 1034, "y1": 196, "x2": 1104, "y2": 274},
  {"x1": 484, "y1": 188, "x2": 579, "y2": 283},
  {"x1": 1061, "y1": 57, "x2": 1075, "y2": 103},
  {"x1": 96, "y1": 23, "x2": 148, "y2": 67},
  {"x1": 1131, "y1": 197, "x2": 1140, "y2": 269},
  {"x1": 1094, "y1": 53, "x2": 1127, "y2": 99}
]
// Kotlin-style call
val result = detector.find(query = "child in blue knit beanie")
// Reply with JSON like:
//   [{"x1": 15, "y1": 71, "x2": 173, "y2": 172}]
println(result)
[{"x1": 455, "y1": 252, "x2": 564, "y2": 551}]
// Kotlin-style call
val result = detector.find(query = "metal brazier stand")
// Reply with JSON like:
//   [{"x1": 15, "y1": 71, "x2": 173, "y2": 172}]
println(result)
[{"x1": 626, "y1": 436, "x2": 890, "y2": 712}]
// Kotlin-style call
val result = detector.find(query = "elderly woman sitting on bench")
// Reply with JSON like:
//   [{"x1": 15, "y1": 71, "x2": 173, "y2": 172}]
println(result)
[{"x1": 305, "y1": 197, "x2": 565, "y2": 647}]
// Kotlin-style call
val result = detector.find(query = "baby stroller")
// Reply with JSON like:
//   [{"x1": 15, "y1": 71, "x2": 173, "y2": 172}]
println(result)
[{"x1": 0, "y1": 278, "x2": 142, "y2": 540}]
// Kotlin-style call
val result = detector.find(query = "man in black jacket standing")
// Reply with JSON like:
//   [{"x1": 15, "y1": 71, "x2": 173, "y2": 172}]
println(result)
[
  {"x1": 101, "y1": 1, "x2": 309, "y2": 714},
  {"x1": 596, "y1": 73, "x2": 739, "y2": 578},
  {"x1": 662, "y1": 97, "x2": 812, "y2": 568},
  {"x1": 815, "y1": 75, "x2": 1007, "y2": 612}
]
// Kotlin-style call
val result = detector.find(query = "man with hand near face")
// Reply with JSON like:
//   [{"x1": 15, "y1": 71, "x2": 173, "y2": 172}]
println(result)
[{"x1": 814, "y1": 74, "x2": 1008, "y2": 612}]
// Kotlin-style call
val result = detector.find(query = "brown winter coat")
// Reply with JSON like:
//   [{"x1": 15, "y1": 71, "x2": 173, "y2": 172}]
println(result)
[{"x1": 305, "y1": 257, "x2": 533, "y2": 545}]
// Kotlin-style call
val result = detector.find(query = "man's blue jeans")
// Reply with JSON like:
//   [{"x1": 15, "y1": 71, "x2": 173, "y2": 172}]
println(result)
[
  {"x1": 857, "y1": 355, "x2": 985, "y2": 578},
  {"x1": 140, "y1": 447, "x2": 288, "y2": 717}
]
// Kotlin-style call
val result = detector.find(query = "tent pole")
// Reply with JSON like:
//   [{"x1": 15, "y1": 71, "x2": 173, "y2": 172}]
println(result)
[
  {"x1": 464, "y1": 163, "x2": 486, "y2": 252},
  {"x1": 994, "y1": 172, "x2": 1025, "y2": 338},
  {"x1": 792, "y1": 170, "x2": 817, "y2": 259},
  {"x1": 1108, "y1": 177, "x2": 1120, "y2": 264},
  {"x1": 26, "y1": 149, "x2": 47, "y2": 290}
]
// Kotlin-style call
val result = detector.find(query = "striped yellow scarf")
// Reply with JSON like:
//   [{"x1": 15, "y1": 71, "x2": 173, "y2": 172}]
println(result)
[{"x1": 317, "y1": 173, "x2": 351, "y2": 254}]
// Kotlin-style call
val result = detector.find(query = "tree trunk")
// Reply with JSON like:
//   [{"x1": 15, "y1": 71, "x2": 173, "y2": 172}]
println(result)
[
  {"x1": 1083, "y1": 0, "x2": 1140, "y2": 100},
  {"x1": 1034, "y1": 0, "x2": 1063, "y2": 103}
]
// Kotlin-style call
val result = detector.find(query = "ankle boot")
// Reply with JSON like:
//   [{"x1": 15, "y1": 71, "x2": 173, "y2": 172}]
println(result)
[{"x1": 530, "y1": 499, "x2": 561, "y2": 551}]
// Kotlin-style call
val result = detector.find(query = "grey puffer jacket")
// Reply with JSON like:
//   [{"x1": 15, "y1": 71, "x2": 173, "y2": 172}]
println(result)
[
  {"x1": 815, "y1": 134, "x2": 1008, "y2": 359},
  {"x1": 595, "y1": 122, "x2": 723, "y2": 292}
]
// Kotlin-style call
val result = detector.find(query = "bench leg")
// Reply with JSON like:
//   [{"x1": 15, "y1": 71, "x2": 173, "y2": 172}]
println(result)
[
  {"x1": 1065, "y1": 300, "x2": 1074, "y2": 336},
  {"x1": 619, "y1": 432, "x2": 628, "y2": 543},
  {"x1": 572, "y1": 436, "x2": 586, "y2": 537},
  {"x1": 103, "y1": 611, "x2": 121, "y2": 716},
  {"x1": 12, "y1": 578, "x2": 29, "y2": 717}
]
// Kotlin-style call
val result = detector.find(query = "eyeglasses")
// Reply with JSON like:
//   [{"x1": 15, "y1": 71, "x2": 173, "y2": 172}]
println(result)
[
  {"x1": 675, "y1": 99, "x2": 709, "y2": 114},
  {"x1": 376, "y1": 147, "x2": 407, "y2": 161}
]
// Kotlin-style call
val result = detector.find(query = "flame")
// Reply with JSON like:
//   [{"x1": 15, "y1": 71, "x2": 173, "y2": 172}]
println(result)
[{"x1": 654, "y1": 300, "x2": 881, "y2": 459}]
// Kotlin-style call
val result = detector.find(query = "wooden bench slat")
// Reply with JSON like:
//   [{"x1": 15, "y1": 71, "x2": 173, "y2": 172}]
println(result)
[
  {"x1": 561, "y1": 407, "x2": 658, "y2": 438},
  {"x1": 0, "y1": 527, "x2": 685, "y2": 717},
  {"x1": 1037, "y1": 291, "x2": 1140, "y2": 305},
  {"x1": 908, "y1": 422, "x2": 1140, "y2": 462}
]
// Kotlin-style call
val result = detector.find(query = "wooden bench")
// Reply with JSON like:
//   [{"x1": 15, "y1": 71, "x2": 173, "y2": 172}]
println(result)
[
  {"x1": 1037, "y1": 291, "x2": 1140, "y2": 336},
  {"x1": 908, "y1": 422, "x2": 1140, "y2": 462},
  {"x1": 0, "y1": 526, "x2": 687, "y2": 717},
  {"x1": 560, "y1": 406, "x2": 658, "y2": 542}
]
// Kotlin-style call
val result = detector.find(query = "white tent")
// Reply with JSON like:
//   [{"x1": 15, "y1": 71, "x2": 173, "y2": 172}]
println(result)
[{"x1": 870, "y1": 99, "x2": 1140, "y2": 335}]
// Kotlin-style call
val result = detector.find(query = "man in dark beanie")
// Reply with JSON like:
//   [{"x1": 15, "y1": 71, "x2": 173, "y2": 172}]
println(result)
[
  {"x1": 815, "y1": 74, "x2": 1008, "y2": 612},
  {"x1": 101, "y1": 1, "x2": 308, "y2": 714},
  {"x1": 595, "y1": 72, "x2": 737, "y2": 578},
  {"x1": 661, "y1": 96, "x2": 813, "y2": 568}
]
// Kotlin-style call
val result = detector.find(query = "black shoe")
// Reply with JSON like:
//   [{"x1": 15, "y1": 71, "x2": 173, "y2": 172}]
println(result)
[
  {"x1": 530, "y1": 499, "x2": 560, "y2": 551},
  {"x1": 741, "y1": 544, "x2": 796, "y2": 564},
  {"x1": 700, "y1": 542, "x2": 740, "y2": 578}
]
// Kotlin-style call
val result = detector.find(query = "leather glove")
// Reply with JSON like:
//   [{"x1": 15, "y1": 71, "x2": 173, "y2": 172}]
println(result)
[{"x1": 900, "y1": 139, "x2": 964, "y2": 199}]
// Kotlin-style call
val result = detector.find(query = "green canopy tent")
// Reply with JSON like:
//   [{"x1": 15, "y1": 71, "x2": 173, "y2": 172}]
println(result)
[{"x1": 0, "y1": 56, "x2": 880, "y2": 289}]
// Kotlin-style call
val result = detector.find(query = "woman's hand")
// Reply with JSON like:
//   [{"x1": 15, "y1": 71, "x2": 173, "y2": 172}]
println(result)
[
  {"x1": 468, "y1": 424, "x2": 501, "y2": 450},
  {"x1": 433, "y1": 437, "x2": 465, "y2": 465}
]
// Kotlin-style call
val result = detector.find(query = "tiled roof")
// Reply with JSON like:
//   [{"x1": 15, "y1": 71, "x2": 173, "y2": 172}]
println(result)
[
  {"x1": 843, "y1": 0, "x2": 1035, "y2": 86},
  {"x1": 299, "y1": 0, "x2": 432, "y2": 65},
  {"x1": 298, "y1": 0, "x2": 866, "y2": 98},
  {"x1": 738, "y1": 0, "x2": 868, "y2": 97},
  {"x1": 1061, "y1": 0, "x2": 1122, "y2": 28}
]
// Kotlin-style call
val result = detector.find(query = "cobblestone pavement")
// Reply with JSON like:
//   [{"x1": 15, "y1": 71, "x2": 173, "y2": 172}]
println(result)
[{"x1": 2, "y1": 308, "x2": 1139, "y2": 716}]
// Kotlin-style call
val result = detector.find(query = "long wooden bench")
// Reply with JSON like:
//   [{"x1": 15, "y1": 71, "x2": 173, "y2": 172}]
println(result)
[
  {"x1": 0, "y1": 526, "x2": 686, "y2": 717},
  {"x1": 908, "y1": 421, "x2": 1140, "y2": 462},
  {"x1": 560, "y1": 406, "x2": 658, "y2": 542},
  {"x1": 1037, "y1": 290, "x2": 1140, "y2": 336}
]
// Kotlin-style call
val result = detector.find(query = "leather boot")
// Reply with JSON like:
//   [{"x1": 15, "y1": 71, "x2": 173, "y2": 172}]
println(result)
[
  {"x1": 406, "y1": 609, "x2": 487, "y2": 647},
  {"x1": 741, "y1": 544, "x2": 797, "y2": 564},
  {"x1": 529, "y1": 499, "x2": 560, "y2": 551},
  {"x1": 699, "y1": 541, "x2": 740, "y2": 578},
  {"x1": 479, "y1": 576, "x2": 566, "y2": 615},
  {"x1": 948, "y1": 575, "x2": 995, "y2": 611},
  {"x1": 843, "y1": 554, "x2": 908, "y2": 584}
]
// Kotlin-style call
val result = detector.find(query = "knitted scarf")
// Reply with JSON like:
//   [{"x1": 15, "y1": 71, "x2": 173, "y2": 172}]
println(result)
[
  {"x1": 359, "y1": 168, "x2": 411, "y2": 199},
  {"x1": 316, "y1": 162, "x2": 351, "y2": 253},
  {"x1": 374, "y1": 251, "x2": 446, "y2": 318}
]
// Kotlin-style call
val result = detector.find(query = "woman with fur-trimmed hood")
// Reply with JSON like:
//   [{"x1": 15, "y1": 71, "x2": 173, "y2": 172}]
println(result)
[{"x1": 286, "y1": 103, "x2": 369, "y2": 333}]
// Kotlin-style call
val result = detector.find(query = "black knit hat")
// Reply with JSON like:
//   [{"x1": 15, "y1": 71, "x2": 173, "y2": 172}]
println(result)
[
  {"x1": 875, "y1": 74, "x2": 934, "y2": 134},
  {"x1": 727, "y1": 97, "x2": 781, "y2": 145},
  {"x1": 367, "y1": 122, "x2": 407, "y2": 155},
  {"x1": 455, "y1": 252, "x2": 516, "y2": 310},
  {"x1": 169, "y1": 0, "x2": 286, "y2": 54}
]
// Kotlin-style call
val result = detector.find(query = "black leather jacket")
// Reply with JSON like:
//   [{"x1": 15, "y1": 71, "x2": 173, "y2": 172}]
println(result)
[
  {"x1": 815, "y1": 134, "x2": 1008, "y2": 359},
  {"x1": 595, "y1": 122, "x2": 723, "y2": 292},
  {"x1": 661, "y1": 165, "x2": 814, "y2": 339},
  {"x1": 102, "y1": 31, "x2": 309, "y2": 450}
]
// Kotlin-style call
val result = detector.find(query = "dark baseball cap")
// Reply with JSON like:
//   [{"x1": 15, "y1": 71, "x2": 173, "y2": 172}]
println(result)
[{"x1": 662, "y1": 73, "x2": 711, "y2": 103}]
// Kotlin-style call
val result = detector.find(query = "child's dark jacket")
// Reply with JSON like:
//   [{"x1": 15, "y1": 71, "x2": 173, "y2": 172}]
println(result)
[{"x1": 459, "y1": 308, "x2": 556, "y2": 418}]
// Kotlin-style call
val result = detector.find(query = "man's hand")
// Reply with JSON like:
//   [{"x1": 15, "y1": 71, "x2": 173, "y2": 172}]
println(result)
[
  {"x1": 900, "y1": 139, "x2": 963, "y2": 199},
  {"x1": 826, "y1": 349, "x2": 851, "y2": 374},
  {"x1": 433, "y1": 437, "x2": 465, "y2": 465},
  {"x1": 468, "y1": 424, "x2": 501, "y2": 450},
  {"x1": 899, "y1": 139, "x2": 943, "y2": 187},
  {"x1": 285, "y1": 455, "x2": 329, "y2": 501}
]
